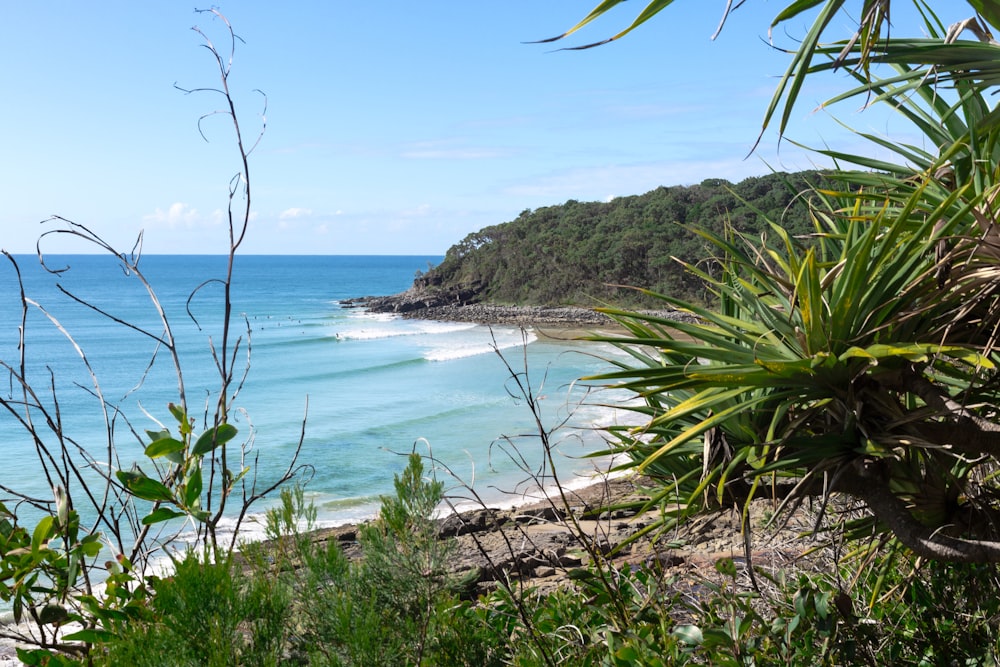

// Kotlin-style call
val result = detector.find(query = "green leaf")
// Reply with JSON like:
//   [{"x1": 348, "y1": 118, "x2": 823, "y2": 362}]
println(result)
[
  {"x1": 715, "y1": 556, "x2": 738, "y2": 578},
  {"x1": 31, "y1": 516, "x2": 54, "y2": 556},
  {"x1": 77, "y1": 534, "x2": 103, "y2": 558},
  {"x1": 141, "y1": 507, "x2": 186, "y2": 526},
  {"x1": 536, "y1": 0, "x2": 686, "y2": 52},
  {"x1": 168, "y1": 402, "x2": 186, "y2": 424},
  {"x1": 968, "y1": 0, "x2": 1000, "y2": 32},
  {"x1": 144, "y1": 437, "x2": 185, "y2": 460},
  {"x1": 763, "y1": 0, "x2": 847, "y2": 138},
  {"x1": 67, "y1": 553, "x2": 79, "y2": 589},
  {"x1": 615, "y1": 646, "x2": 640, "y2": 661},
  {"x1": 770, "y1": 0, "x2": 829, "y2": 25},
  {"x1": 62, "y1": 628, "x2": 115, "y2": 643},
  {"x1": 145, "y1": 428, "x2": 170, "y2": 443},
  {"x1": 227, "y1": 466, "x2": 250, "y2": 488},
  {"x1": 116, "y1": 470, "x2": 174, "y2": 503},
  {"x1": 184, "y1": 465, "x2": 203, "y2": 509},
  {"x1": 839, "y1": 343, "x2": 993, "y2": 368},
  {"x1": 701, "y1": 627, "x2": 736, "y2": 649},
  {"x1": 533, "y1": 0, "x2": 628, "y2": 43},
  {"x1": 191, "y1": 423, "x2": 238, "y2": 456},
  {"x1": 14, "y1": 648, "x2": 39, "y2": 665},
  {"x1": 673, "y1": 624, "x2": 703, "y2": 645}
]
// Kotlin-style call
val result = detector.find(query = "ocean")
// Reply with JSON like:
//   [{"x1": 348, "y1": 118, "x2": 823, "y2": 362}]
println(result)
[{"x1": 0, "y1": 254, "x2": 625, "y2": 543}]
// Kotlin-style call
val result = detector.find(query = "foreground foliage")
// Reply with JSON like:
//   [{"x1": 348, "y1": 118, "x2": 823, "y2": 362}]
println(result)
[
  {"x1": 73, "y1": 453, "x2": 1000, "y2": 666},
  {"x1": 87, "y1": 454, "x2": 501, "y2": 667},
  {"x1": 0, "y1": 11, "x2": 303, "y2": 661}
]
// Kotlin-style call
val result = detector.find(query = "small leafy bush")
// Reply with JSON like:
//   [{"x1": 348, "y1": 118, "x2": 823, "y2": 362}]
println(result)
[
  {"x1": 290, "y1": 452, "x2": 498, "y2": 666},
  {"x1": 91, "y1": 551, "x2": 291, "y2": 667}
]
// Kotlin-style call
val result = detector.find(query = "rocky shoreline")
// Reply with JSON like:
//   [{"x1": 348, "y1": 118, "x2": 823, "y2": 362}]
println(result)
[
  {"x1": 341, "y1": 287, "x2": 695, "y2": 328},
  {"x1": 302, "y1": 474, "x2": 811, "y2": 599}
]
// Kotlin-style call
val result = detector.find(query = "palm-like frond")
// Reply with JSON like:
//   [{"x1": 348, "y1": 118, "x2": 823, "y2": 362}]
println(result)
[
  {"x1": 549, "y1": 0, "x2": 1000, "y2": 561},
  {"x1": 588, "y1": 168, "x2": 1000, "y2": 560},
  {"x1": 543, "y1": 1, "x2": 997, "y2": 140}
]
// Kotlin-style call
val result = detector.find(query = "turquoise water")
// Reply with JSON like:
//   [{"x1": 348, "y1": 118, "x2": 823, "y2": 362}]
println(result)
[{"x1": 0, "y1": 254, "x2": 623, "y2": 539}]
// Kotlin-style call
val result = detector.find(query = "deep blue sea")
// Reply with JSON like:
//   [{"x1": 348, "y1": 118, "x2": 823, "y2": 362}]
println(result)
[{"x1": 0, "y1": 254, "x2": 624, "y2": 541}]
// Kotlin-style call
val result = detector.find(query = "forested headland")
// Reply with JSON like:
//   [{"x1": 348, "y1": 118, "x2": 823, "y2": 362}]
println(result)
[{"x1": 411, "y1": 170, "x2": 827, "y2": 308}]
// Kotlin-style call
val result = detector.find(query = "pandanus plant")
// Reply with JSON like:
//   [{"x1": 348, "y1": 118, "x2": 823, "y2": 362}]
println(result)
[{"x1": 571, "y1": 2, "x2": 1000, "y2": 562}]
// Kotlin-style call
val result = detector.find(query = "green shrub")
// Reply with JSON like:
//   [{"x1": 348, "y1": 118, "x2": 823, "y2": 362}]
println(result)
[
  {"x1": 857, "y1": 560, "x2": 1000, "y2": 666},
  {"x1": 77, "y1": 460, "x2": 1000, "y2": 666},
  {"x1": 92, "y1": 551, "x2": 291, "y2": 667},
  {"x1": 290, "y1": 452, "x2": 499, "y2": 666}
]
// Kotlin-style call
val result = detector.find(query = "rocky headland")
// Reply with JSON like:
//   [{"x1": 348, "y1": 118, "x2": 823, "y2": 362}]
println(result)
[{"x1": 341, "y1": 283, "x2": 696, "y2": 328}]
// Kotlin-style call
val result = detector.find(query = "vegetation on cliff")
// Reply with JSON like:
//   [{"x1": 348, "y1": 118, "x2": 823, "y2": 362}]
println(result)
[{"x1": 416, "y1": 170, "x2": 828, "y2": 307}]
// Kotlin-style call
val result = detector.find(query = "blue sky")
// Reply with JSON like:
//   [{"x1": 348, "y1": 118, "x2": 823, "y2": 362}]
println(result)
[{"x1": 0, "y1": 2, "x2": 965, "y2": 255}]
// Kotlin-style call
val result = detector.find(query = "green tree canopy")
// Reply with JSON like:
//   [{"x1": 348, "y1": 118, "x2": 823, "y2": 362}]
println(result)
[{"x1": 422, "y1": 170, "x2": 828, "y2": 307}]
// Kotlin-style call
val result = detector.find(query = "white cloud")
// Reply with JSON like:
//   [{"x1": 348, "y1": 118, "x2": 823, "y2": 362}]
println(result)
[
  {"x1": 143, "y1": 202, "x2": 200, "y2": 228},
  {"x1": 140, "y1": 205, "x2": 232, "y2": 246},
  {"x1": 279, "y1": 207, "x2": 313, "y2": 220}
]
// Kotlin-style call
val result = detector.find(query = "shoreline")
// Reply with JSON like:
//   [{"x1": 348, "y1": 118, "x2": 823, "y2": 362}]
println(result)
[
  {"x1": 342, "y1": 295, "x2": 617, "y2": 328},
  {"x1": 340, "y1": 291, "x2": 696, "y2": 330},
  {"x1": 301, "y1": 467, "x2": 656, "y2": 597},
  {"x1": 299, "y1": 464, "x2": 803, "y2": 602}
]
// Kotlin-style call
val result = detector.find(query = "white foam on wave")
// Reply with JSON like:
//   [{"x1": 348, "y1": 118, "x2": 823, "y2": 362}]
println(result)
[
  {"x1": 334, "y1": 328, "x2": 408, "y2": 341},
  {"x1": 333, "y1": 315, "x2": 478, "y2": 342},
  {"x1": 423, "y1": 329, "x2": 538, "y2": 362},
  {"x1": 158, "y1": 496, "x2": 376, "y2": 557},
  {"x1": 347, "y1": 310, "x2": 397, "y2": 322}
]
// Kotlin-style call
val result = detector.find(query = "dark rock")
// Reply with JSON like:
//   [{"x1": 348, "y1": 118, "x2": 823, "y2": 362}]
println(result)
[
  {"x1": 559, "y1": 553, "x2": 584, "y2": 568},
  {"x1": 437, "y1": 508, "x2": 507, "y2": 538},
  {"x1": 344, "y1": 281, "x2": 486, "y2": 315},
  {"x1": 341, "y1": 287, "x2": 696, "y2": 327},
  {"x1": 513, "y1": 506, "x2": 566, "y2": 524}
]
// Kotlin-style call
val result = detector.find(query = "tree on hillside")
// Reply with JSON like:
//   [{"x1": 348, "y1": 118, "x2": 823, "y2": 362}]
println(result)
[
  {"x1": 425, "y1": 171, "x2": 824, "y2": 306},
  {"x1": 563, "y1": 2, "x2": 1000, "y2": 563}
]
